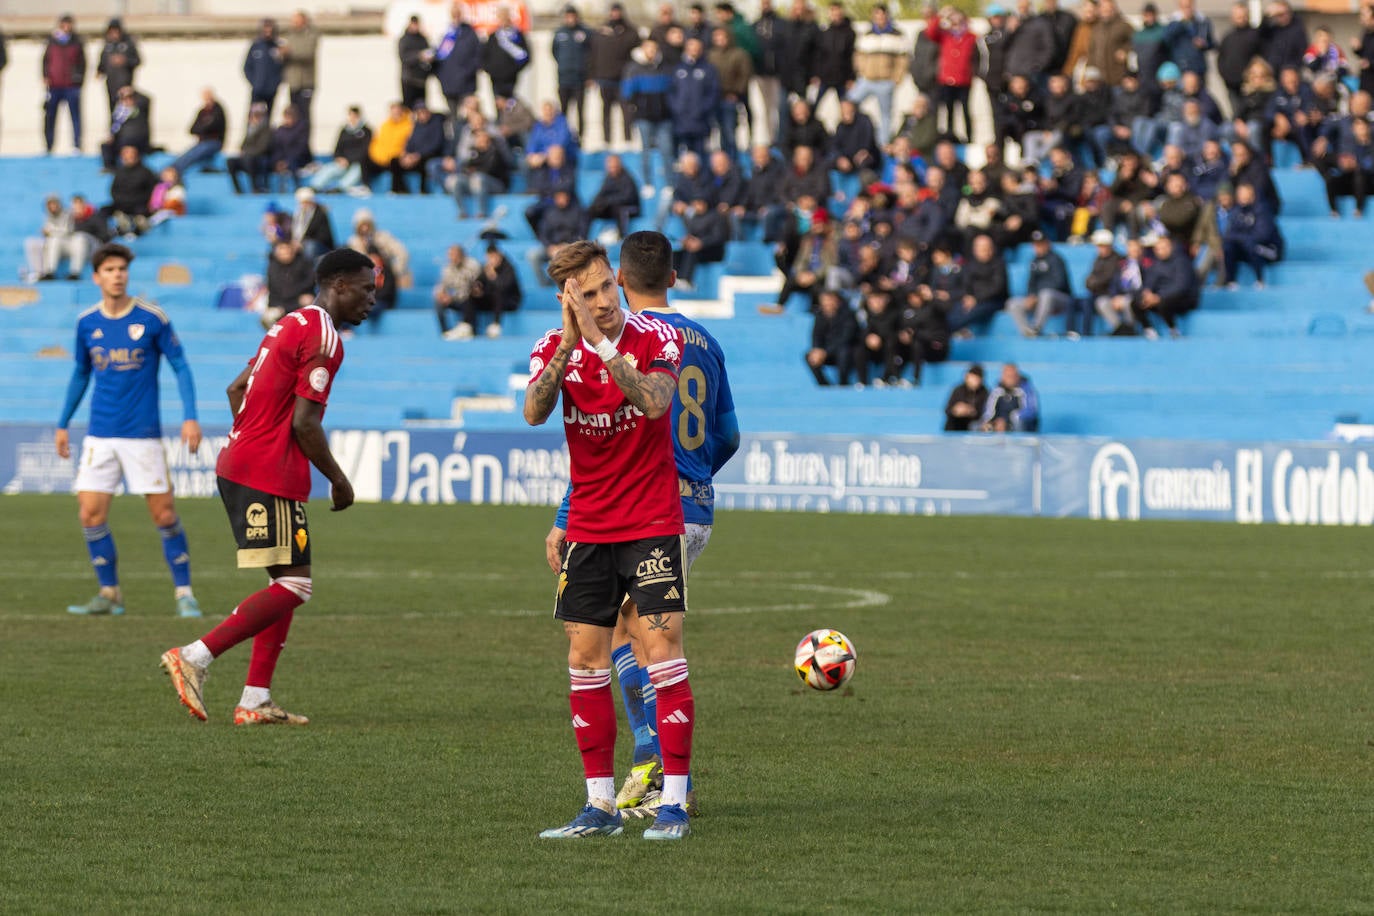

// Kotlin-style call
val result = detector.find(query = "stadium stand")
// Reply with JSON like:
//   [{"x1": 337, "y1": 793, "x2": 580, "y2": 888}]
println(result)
[
  {"x1": 3, "y1": 147, "x2": 1374, "y2": 441},
  {"x1": 7, "y1": 0, "x2": 1374, "y2": 444}
]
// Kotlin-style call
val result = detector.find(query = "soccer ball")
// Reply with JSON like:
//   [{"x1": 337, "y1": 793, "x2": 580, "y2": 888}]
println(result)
[{"x1": 794, "y1": 628, "x2": 856, "y2": 691}]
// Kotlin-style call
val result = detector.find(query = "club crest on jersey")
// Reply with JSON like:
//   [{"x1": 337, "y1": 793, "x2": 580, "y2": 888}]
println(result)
[
  {"x1": 662, "y1": 341, "x2": 681, "y2": 363},
  {"x1": 309, "y1": 367, "x2": 330, "y2": 393},
  {"x1": 128, "y1": 323, "x2": 145, "y2": 341},
  {"x1": 569, "y1": 349, "x2": 584, "y2": 364}
]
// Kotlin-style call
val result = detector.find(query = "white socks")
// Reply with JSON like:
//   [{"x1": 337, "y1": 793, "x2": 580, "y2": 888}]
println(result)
[
  {"x1": 586, "y1": 777, "x2": 616, "y2": 805},
  {"x1": 181, "y1": 640, "x2": 213, "y2": 668},
  {"x1": 661, "y1": 775, "x2": 688, "y2": 808},
  {"x1": 174, "y1": 586, "x2": 193, "y2": 599},
  {"x1": 240, "y1": 686, "x2": 271, "y2": 708}
]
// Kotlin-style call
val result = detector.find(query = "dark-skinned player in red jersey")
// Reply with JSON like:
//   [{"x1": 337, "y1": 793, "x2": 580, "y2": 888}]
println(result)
[
  {"x1": 524, "y1": 240, "x2": 695, "y2": 841},
  {"x1": 160, "y1": 248, "x2": 376, "y2": 726}
]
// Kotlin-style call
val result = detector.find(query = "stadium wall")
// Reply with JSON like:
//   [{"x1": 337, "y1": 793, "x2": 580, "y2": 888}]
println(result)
[{"x1": 5, "y1": 423, "x2": 1374, "y2": 526}]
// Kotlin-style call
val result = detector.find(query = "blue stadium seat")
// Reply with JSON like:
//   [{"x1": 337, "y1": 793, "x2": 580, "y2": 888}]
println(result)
[{"x1": 4, "y1": 153, "x2": 1374, "y2": 436}]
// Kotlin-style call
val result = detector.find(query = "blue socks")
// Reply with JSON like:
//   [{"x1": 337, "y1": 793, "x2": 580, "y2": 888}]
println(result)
[
  {"x1": 83, "y1": 524, "x2": 119, "y2": 588},
  {"x1": 639, "y1": 667, "x2": 659, "y2": 757},
  {"x1": 613, "y1": 644, "x2": 657, "y2": 764},
  {"x1": 158, "y1": 519, "x2": 192, "y2": 589}
]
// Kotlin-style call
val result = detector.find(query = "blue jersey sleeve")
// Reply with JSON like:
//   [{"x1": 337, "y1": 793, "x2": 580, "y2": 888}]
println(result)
[
  {"x1": 58, "y1": 322, "x2": 92, "y2": 429},
  {"x1": 709, "y1": 362, "x2": 739, "y2": 475},
  {"x1": 158, "y1": 319, "x2": 198, "y2": 422},
  {"x1": 711, "y1": 410, "x2": 740, "y2": 476},
  {"x1": 554, "y1": 483, "x2": 572, "y2": 530}
]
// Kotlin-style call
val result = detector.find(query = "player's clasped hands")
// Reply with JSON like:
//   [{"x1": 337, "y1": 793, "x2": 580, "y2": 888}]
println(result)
[
  {"x1": 563, "y1": 278, "x2": 603, "y2": 347},
  {"x1": 560, "y1": 280, "x2": 583, "y2": 347}
]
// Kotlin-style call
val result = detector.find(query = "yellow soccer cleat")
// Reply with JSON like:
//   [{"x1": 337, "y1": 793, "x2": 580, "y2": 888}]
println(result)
[
  {"x1": 233, "y1": 702, "x2": 310, "y2": 726},
  {"x1": 159, "y1": 647, "x2": 208, "y2": 722},
  {"x1": 615, "y1": 758, "x2": 663, "y2": 809}
]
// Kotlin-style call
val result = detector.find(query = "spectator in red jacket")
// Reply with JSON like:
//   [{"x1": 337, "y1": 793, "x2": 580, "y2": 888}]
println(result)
[
  {"x1": 926, "y1": 5, "x2": 976, "y2": 143},
  {"x1": 43, "y1": 14, "x2": 86, "y2": 154}
]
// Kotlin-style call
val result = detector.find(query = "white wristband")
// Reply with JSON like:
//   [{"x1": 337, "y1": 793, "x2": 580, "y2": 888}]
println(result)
[{"x1": 594, "y1": 338, "x2": 619, "y2": 363}]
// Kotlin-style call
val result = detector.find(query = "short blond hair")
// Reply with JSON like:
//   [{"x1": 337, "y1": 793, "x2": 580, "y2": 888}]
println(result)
[{"x1": 546, "y1": 239, "x2": 610, "y2": 290}]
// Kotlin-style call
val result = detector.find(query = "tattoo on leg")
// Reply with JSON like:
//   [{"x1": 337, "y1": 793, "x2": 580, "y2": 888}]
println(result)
[{"x1": 647, "y1": 613, "x2": 670, "y2": 632}]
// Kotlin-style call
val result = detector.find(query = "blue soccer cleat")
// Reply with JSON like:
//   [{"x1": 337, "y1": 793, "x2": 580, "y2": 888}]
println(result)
[
  {"x1": 176, "y1": 595, "x2": 203, "y2": 618},
  {"x1": 642, "y1": 803, "x2": 690, "y2": 841},
  {"x1": 67, "y1": 594, "x2": 125, "y2": 616},
  {"x1": 538, "y1": 800, "x2": 624, "y2": 839}
]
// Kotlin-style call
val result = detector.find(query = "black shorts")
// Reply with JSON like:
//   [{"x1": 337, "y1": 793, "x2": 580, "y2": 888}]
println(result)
[
  {"x1": 555, "y1": 535, "x2": 688, "y2": 627},
  {"x1": 218, "y1": 476, "x2": 311, "y2": 570}
]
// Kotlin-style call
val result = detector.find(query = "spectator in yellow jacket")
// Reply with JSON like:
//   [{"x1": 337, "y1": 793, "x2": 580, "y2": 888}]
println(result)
[{"x1": 367, "y1": 101, "x2": 413, "y2": 183}]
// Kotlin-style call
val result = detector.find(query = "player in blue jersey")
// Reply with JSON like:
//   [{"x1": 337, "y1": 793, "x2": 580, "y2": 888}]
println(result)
[
  {"x1": 544, "y1": 230, "x2": 740, "y2": 821},
  {"x1": 56, "y1": 243, "x2": 204, "y2": 618}
]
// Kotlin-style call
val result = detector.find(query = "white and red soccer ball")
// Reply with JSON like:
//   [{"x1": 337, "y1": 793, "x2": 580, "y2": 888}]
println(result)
[{"x1": 794, "y1": 628, "x2": 856, "y2": 691}]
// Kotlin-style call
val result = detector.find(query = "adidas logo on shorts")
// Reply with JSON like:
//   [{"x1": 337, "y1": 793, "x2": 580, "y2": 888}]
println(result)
[{"x1": 664, "y1": 586, "x2": 680, "y2": 600}]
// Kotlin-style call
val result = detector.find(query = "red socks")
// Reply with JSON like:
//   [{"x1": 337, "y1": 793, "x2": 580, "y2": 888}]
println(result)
[
  {"x1": 653, "y1": 678, "x2": 695, "y2": 777},
  {"x1": 569, "y1": 669, "x2": 616, "y2": 779},
  {"x1": 202, "y1": 583, "x2": 304, "y2": 658},
  {"x1": 245, "y1": 609, "x2": 295, "y2": 689}
]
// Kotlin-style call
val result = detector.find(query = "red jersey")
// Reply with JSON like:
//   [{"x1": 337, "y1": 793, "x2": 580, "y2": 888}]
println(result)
[
  {"x1": 530, "y1": 311, "x2": 685, "y2": 543},
  {"x1": 217, "y1": 305, "x2": 343, "y2": 501}
]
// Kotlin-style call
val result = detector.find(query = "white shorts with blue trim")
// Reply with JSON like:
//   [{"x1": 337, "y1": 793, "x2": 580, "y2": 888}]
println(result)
[{"x1": 73, "y1": 436, "x2": 171, "y2": 495}]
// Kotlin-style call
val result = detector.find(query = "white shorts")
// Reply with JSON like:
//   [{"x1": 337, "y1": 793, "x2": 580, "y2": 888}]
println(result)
[
  {"x1": 684, "y1": 523, "x2": 712, "y2": 573},
  {"x1": 73, "y1": 436, "x2": 172, "y2": 495}
]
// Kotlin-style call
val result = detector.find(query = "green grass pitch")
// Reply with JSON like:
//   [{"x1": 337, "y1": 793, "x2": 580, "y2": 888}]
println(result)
[{"x1": 3, "y1": 494, "x2": 1374, "y2": 913}]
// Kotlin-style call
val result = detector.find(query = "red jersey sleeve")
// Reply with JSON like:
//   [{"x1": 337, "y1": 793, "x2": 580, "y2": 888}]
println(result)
[
  {"x1": 293, "y1": 309, "x2": 344, "y2": 405},
  {"x1": 642, "y1": 319, "x2": 683, "y2": 379},
  {"x1": 528, "y1": 328, "x2": 565, "y2": 386}
]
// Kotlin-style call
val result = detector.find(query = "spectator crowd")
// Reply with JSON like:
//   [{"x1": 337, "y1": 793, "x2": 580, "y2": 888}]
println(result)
[{"x1": 13, "y1": 0, "x2": 1374, "y2": 422}]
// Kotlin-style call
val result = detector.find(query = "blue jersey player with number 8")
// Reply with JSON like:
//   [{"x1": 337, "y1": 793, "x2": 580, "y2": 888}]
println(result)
[{"x1": 544, "y1": 231, "x2": 739, "y2": 823}]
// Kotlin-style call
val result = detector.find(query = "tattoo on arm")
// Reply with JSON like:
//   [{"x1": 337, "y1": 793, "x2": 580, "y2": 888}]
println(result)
[
  {"x1": 605, "y1": 359, "x2": 676, "y2": 418},
  {"x1": 524, "y1": 345, "x2": 574, "y2": 425},
  {"x1": 646, "y1": 614, "x2": 670, "y2": 632}
]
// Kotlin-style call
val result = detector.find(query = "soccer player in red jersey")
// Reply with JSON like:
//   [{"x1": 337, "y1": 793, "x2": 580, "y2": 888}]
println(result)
[
  {"x1": 525, "y1": 241, "x2": 695, "y2": 841},
  {"x1": 159, "y1": 248, "x2": 375, "y2": 726}
]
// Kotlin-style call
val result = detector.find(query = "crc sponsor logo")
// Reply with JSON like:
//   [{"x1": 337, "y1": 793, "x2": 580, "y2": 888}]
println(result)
[
  {"x1": 636, "y1": 547, "x2": 676, "y2": 586},
  {"x1": 1089, "y1": 443, "x2": 1233, "y2": 520},
  {"x1": 245, "y1": 502, "x2": 270, "y2": 540}
]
